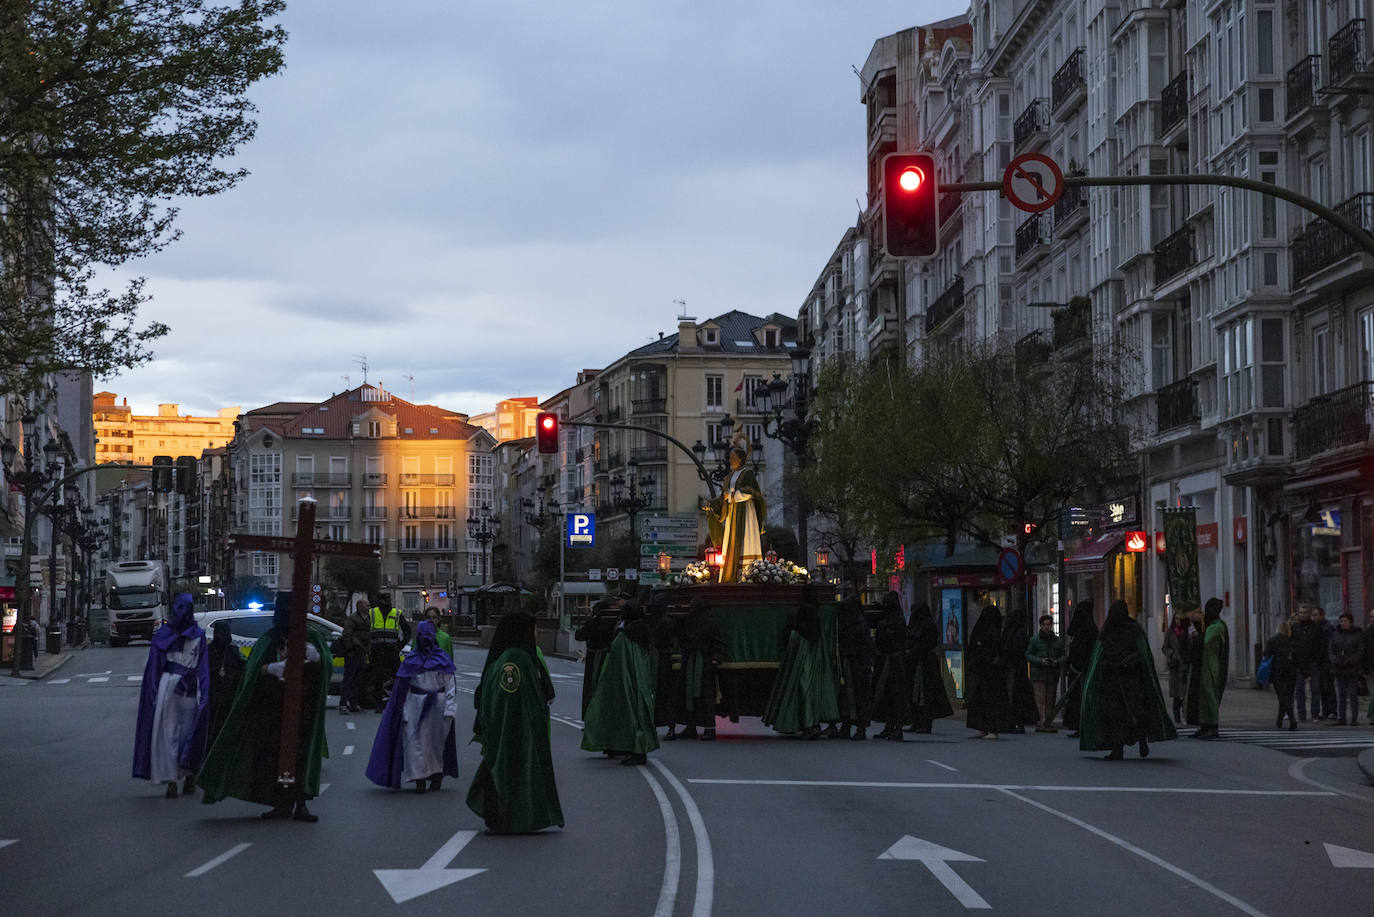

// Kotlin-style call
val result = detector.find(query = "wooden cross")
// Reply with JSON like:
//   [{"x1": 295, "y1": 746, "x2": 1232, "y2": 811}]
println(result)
[{"x1": 227, "y1": 497, "x2": 382, "y2": 787}]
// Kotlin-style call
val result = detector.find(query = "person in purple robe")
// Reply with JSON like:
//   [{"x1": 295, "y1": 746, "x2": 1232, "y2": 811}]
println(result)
[
  {"x1": 132, "y1": 593, "x2": 209, "y2": 798},
  {"x1": 365, "y1": 620, "x2": 459, "y2": 793}
]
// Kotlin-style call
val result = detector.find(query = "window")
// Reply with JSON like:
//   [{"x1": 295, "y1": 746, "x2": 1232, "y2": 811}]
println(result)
[
  {"x1": 763, "y1": 328, "x2": 779, "y2": 348},
  {"x1": 366, "y1": 524, "x2": 384, "y2": 545},
  {"x1": 1256, "y1": 10, "x2": 1273, "y2": 74},
  {"x1": 1312, "y1": 326, "x2": 1331, "y2": 395},
  {"x1": 402, "y1": 561, "x2": 420, "y2": 585},
  {"x1": 1222, "y1": 319, "x2": 1254, "y2": 416},
  {"x1": 402, "y1": 592, "x2": 420, "y2": 613},
  {"x1": 468, "y1": 453, "x2": 493, "y2": 511},
  {"x1": 435, "y1": 561, "x2": 452, "y2": 583},
  {"x1": 250, "y1": 551, "x2": 278, "y2": 579},
  {"x1": 1361, "y1": 311, "x2": 1374, "y2": 382},
  {"x1": 328, "y1": 523, "x2": 348, "y2": 540},
  {"x1": 705, "y1": 375, "x2": 723, "y2": 411},
  {"x1": 1260, "y1": 168, "x2": 1277, "y2": 238},
  {"x1": 742, "y1": 375, "x2": 764, "y2": 409},
  {"x1": 368, "y1": 421, "x2": 381, "y2": 438},
  {"x1": 468, "y1": 552, "x2": 489, "y2": 578},
  {"x1": 706, "y1": 421, "x2": 729, "y2": 448},
  {"x1": 1259, "y1": 318, "x2": 1285, "y2": 408},
  {"x1": 436, "y1": 524, "x2": 452, "y2": 549},
  {"x1": 702, "y1": 327, "x2": 719, "y2": 345},
  {"x1": 744, "y1": 423, "x2": 764, "y2": 454}
]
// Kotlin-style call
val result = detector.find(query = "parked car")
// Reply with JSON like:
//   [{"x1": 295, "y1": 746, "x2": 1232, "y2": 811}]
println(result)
[{"x1": 194, "y1": 608, "x2": 345, "y2": 693}]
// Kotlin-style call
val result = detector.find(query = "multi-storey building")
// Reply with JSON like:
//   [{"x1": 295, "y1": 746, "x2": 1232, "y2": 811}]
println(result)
[
  {"x1": 470, "y1": 397, "x2": 542, "y2": 444},
  {"x1": 92, "y1": 392, "x2": 239, "y2": 466}
]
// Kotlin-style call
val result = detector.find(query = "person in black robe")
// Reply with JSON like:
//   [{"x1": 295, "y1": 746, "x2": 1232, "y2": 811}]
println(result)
[
  {"x1": 905, "y1": 602, "x2": 953, "y2": 733},
  {"x1": 574, "y1": 599, "x2": 620, "y2": 719},
  {"x1": 870, "y1": 592, "x2": 910, "y2": 740},
  {"x1": 836, "y1": 593, "x2": 875, "y2": 740},
  {"x1": 965, "y1": 604, "x2": 1011, "y2": 739},
  {"x1": 675, "y1": 596, "x2": 727, "y2": 740},
  {"x1": 1001, "y1": 609, "x2": 1041, "y2": 734},
  {"x1": 1083, "y1": 599, "x2": 1177, "y2": 759},
  {"x1": 648, "y1": 593, "x2": 681, "y2": 740},
  {"x1": 205, "y1": 620, "x2": 245, "y2": 748},
  {"x1": 1061, "y1": 600, "x2": 1097, "y2": 737}
]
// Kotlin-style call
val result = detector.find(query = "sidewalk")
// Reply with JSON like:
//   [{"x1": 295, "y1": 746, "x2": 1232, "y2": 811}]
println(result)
[{"x1": 0, "y1": 646, "x2": 80, "y2": 683}]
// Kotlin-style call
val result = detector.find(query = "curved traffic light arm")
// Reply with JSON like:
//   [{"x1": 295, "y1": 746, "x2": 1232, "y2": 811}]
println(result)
[{"x1": 563, "y1": 420, "x2": 720, "y2": 499}]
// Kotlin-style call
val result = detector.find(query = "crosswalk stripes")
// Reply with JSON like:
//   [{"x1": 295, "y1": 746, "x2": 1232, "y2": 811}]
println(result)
[{"x1": 1216, "y1": 728, "x2": 1374, "y2": 755}]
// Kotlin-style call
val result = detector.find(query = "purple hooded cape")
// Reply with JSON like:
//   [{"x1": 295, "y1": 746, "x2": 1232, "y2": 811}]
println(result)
[
  {"x1": 365, "y1": 621, "x2": 459, "y2": 788},
  {"x1": 132, "y1": 593, "x2": 210, "y2": 780}
]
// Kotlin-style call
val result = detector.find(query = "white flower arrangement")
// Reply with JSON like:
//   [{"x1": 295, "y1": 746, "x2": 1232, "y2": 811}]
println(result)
[
  {"x1": 670, "y1": 561, "x2": 713, "y2": 585},
  {"x1": 742, "y1": 558, "x2": 811, "y2": 585}
]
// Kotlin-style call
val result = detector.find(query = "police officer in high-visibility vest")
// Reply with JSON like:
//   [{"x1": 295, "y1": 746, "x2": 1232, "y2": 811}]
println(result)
[{"x1": 364, "y1": 594, "x2": 409, "y2": 711}]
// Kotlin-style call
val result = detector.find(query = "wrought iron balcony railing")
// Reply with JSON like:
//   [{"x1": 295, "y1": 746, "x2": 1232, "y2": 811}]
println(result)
[
  {"x1": 1014, "y1": 98, "x2": 1049, "y2": 149},
  {"x1": 400, "y1": 505, "x2": 456, "y2": 519},
  {"x1": 1156, "y1": 378, "x2": 1201, "y2": 432},
  {"x1": 1154, "y1": 224, "x2": 1195, "y2": 284},
  {"x1": 1329, "y1": 19, "x2": 1368, "y2": 86},
  {"x1": 1160, "y1": 70, "x2": 1188, "y2": 135},
  {"x1": 398, "y1": 474, "x2": 455, "y2": 486},
  {"x1": 292, "y1": 472, "x2": 351, "y2": 487},
  {"x1": 1051, "y1": 298, "x2": 1091, "y2": 349},
  {"x1": 1051, "y1": 48, "x2": 1085, "y2": 113},
  {"x1": 1014, "y1": 212, "x2": 1050, "y2": 261},
  {"x1": 1294, "y1": 380, "x2": 1373, "y2": 460},
  {"x1": 631, "y1": 397, "x2": 666, "y2": 415},
  {"x1": 924, "y1": 276, "x2": 965, "y2": 334},
  {"x1": 1052, "y1": 182, "x2": 1088, "y2": 228},
  {"x1": 1286, "y1": 54, "x2": 1322, "y2": 119},
  {"x1": 362, "y1": 472, "x2": 387, "y2": 487},
  {"x1": 1291, "y1": 192, "x2": 1374, "y2": 283}
]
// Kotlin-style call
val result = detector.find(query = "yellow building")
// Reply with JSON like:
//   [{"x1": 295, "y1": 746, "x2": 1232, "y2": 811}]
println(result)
[
  {"x1": 93, "y1": 392, "x2": 239, "y2": 465},
  {"x1": 470, "y1": 397, "x2": 541, "y2": 443}
]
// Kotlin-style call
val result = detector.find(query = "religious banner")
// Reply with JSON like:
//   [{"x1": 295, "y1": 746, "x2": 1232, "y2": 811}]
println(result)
[{"x1": 1162, "y1": 508, "x2": 1200, "y2": 615}]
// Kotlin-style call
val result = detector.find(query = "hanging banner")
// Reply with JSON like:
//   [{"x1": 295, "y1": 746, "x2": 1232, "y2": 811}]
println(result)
[{"x1": 1162, "y1": 508, "x2": 1200, "y2": 615}]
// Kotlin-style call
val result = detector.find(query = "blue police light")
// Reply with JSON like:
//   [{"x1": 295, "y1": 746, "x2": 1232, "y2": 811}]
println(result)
[{"x1": 247, "y1": 601, "x2": 264, "y2": 609}]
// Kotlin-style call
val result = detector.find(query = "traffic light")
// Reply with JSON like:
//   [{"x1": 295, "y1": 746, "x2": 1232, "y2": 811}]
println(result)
[
  {"x1": 151, "y1": 455, "x2": 173, "y2": 493},
  {"x1": 882, "y1": 152, "x2": 939, "y2": 257},
  {"x1": 1022, "y1": 521, "x2": 1038, "y2": 537},
  {"x1": 174, "y1": 456, "x2": 197, "y2": 495},
  {"x1": 536, "y1": 412, "x2": 558, "y2": 454}
]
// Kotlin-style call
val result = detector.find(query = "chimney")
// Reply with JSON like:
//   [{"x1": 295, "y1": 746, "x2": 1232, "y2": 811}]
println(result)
[{"x1": 678, "y1": 319, "x2": 697, "y2": 351}]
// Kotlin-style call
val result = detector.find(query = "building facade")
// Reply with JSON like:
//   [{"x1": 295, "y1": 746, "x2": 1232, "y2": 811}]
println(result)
[{"x1": 92, "y1": 392, "x2": 239, "y2": 466}]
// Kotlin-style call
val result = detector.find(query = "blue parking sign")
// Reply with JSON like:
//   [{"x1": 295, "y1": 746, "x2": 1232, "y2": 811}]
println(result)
[{"x1": 567, "y1": 513, "x2": 595, "y2": 547}]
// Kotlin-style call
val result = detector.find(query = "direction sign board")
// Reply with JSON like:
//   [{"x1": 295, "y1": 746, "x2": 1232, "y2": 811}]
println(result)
[
  {"x1": 641, "y1": 543, "x2": 698, "y2": 557},
  {"x1": 566, "y1": 513, "x2": 595, "y2": 547},
  {"x1": 1002, "y1": 152, "x2": 1064, "y2": 213}
]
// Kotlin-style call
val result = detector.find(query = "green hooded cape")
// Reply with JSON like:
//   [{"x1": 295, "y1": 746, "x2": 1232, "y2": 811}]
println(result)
[
  {"x1": 466, "y1": 647, "x2": 564, "y2": 833},
  {"x1": 762, "y1": 629, "x2": 834, "y2": 733},
  {"x1": 1078, "y1": 629, "x2": 1178, "y2": 752},
  {"x1": 198, "y1": 626, "x2": 332, "y2": 806},
  {"x1": 1197, "y1": 619, "x2": 1229, "y2": 726},
  {"x1": 580, "y1": 632, "x2": 660, "y2": 755}
]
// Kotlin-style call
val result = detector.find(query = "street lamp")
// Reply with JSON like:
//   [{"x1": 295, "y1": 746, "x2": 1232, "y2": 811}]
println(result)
[
  {"x1": 2, "y1": 414, "x2": 62, "y2": 674},
  {"x1": 523, "y1": 485, "x2": 559, "y2": 529},
  {"x1": 610, "y1": 458, "x2": 654, "y2": 540},
  {"x1": 754, "y1": 340, "x2": 815, "y2": 563},
  {"x1": 814, "y1": 548, "x2": 830, "y2": 583},
  {"x1": 466, "y1": 503, "x2": 501, "y2": 586}
]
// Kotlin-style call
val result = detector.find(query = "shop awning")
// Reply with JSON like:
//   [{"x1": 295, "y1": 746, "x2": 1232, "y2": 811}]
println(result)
[{"x1": 1062, "y1": 533, "x2": 1125, "y2": 574}]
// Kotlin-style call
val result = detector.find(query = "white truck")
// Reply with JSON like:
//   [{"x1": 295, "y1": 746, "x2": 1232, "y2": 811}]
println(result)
[{"x1": 105, "y1": 560, "x2": 168, "y2": 646}]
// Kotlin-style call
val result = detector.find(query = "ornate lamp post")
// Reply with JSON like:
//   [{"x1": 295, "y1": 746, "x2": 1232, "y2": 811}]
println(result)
[
  {"x1": 2, "y1": 414, "x2": 62, "y2": 674},
  {"x1": 466, "y1": 503, "x2": 501, "y2": 586},
  {"x1": 754, "y1": 340, "x2": 815, "y2": 563}
]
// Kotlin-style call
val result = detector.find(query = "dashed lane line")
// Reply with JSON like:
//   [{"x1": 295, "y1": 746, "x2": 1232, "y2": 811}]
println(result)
[
  {"x1": 346, "y1": 722, "x2": 355, "y2": 730},
  {"x1": 686, "y1": 779, "x2": 1332, "y2": 796},
  {"x1": 88, "y1": 677, "x2": 108, "y2": 683},
  {"x1": 185, "y1": 843, "x2": 252, "y2": 878},
  {"x1": 343, "y1": 745, "x2": 354, "y2": 756},
  {"x1": 926, "y1": 760, "x2": 958, "y2": 772}
]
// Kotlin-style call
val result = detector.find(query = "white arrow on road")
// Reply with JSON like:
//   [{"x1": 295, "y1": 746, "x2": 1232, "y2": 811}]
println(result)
[
  {"x1": 879, "y1": 835, "x2": 989, "y2": 909},
  {"x1": 0, "y1": 840, "x2": 16, "y2": 850},
  {"x1": 374, "y1": 829, "x2": 486, "y2": 904},
  {"x1": 1325, "y1": 843, "x2": 1374, "y2": 868}
]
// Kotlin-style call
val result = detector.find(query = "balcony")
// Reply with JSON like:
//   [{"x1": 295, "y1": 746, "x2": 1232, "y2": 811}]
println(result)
[
  {"x1": 316, "y1": 504, "x2": 351, "y2": 521},
  {"x1": 1051, "y1": 297, "x2": 1090, "y2": 350},
  {"x1": 938, "y1": 189, "x2": 963, "y2": 227},
  {"x1": 923, "y1": 276, "x2": 965, "y2": 334},
  {"x1": 1294, "y1": 381, "x2": 1373, "y2": 461},
  {"x1": 1329, "y1": 19, "x2": 1371, "y2": 87},
  {"x1": 1014, "y1": 212, "x2": 1050, "y2": 265},
  {"x1": 1286, "y1": 55, "x2": 1323, "y2": 121},
  {"x1": 292, "y1": 472, "x2": 351, "y2": 486},
  {"x1": 1013, "y1": 98, "x2": 1049, "y2": 150},
  {"x1": 400, "y1": 505, "x2": 456, "y2": 519},
  {"x1": 363, "y1": 472, "x2": 386, "y2": 487},
  {"x1": 1051, "y1": 48, "x2": 1086, "y2": 120},
  {"x1": 607, "y1": 406, "x2": 623, "y2": 423},
  {"x1": 1153, "y1": 224, "x2": 1195, "y2": 285},
  {"x1": 362, "y1": 505, "x2": 388, "y2": 519},
  {"x1": 398, "y1": 473, "x2": 455, "y2": 486},
  {"x1": 1291, "y1": 192, "x2": 1374, "y2": 285},
  {"x1": 1156, "y1": 378, "x2": 1200, "y2": 433},
  {"x1": 398, "y1": 539, "x2": 452, "y2": 553},
  {"x1": 1052, "y1": 181, "x2": 1088, "y2": 236},
  {"x1": 631, "y1": 397, "x2": 666, "y2": 415},
  {"x1": 574, "y1": 447, "x2": 585, "y2": 463},
  {"x1": 1159, "y1": 70, "x2": 1188, "y2": 141}
]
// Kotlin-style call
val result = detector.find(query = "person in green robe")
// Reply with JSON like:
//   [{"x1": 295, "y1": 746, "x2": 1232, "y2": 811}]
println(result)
[
  {"x1": 426, "y1": 607, "x2": 454, "y2": 656},
  {"x1": 1193, "y1": 597, "x2": 1229, "y2": 739},
  {"x1": 703, "y1": 440, "x2": 766, "y2": 583},
  {"x1": 467, "y1": 613, "x2": 563, "y2": 834},
  {"x1": 198, "y1": 599, "x2": 332, "y2": 822},
  {"x1": 581, "y1": 600, "x2": 660, "y2": 765},
  {"x1": 762, "y1": 594, "x2": 827, "y2": 738},
  {"x1": 1078, "y1": 600, "x2": 1178, "y2": 759}
]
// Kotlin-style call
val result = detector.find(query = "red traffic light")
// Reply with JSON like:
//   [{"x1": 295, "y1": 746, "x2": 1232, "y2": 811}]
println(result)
[
  {"x1": 897, "y1": 165, "x2": 925, "y2": 193},
  {"x1": 882, "y1": 152, "x2": 939, "y2": 257},
  {"x1": 535, "y1": 412, "x2": 559, "y2": 454}
]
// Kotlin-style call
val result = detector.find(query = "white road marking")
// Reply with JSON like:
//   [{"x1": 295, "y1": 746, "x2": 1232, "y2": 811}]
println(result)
[
  {"x1": 0, "y1": 840, "x2": 16, "y2": 850},
  {"x1": 185, "y1": 843, "x2": 252, "y2": 877},
  {"x1": 879, "y1": 835, "x2": 989, "y2": 909},
  {"x1": 48, "y1": 678, "x2": 70, "y2": 684},
  {"x1": 319, "y1": 783, "x2": 330, "y2": 795},
  {"x1": 1288, "y1": 758, "x2": 1374, "y2": 805},
  {"x1": 346, "y1": 722, "x2": 355, "y2": 730},
  {"x1": 373, "y1": 829, "x2": 486, "y2": 904},
  {"x1": 551, "y1": 714, "x2": 583, "y2": 729},
  {"x1": 651, "y1": 759, "x2": 714, "y2": 917},
  {"x1": 639, "y1": 767, "x2": 681, "y2": 917},
  {"x1": 926, "y1": 760, "x2": 958, "y2": 772},
  {"x1": 343, "y1": 745, "x2": 354, "y2": 756},
  {"x1": 998, "y1": 788, "x2": 1268, "y2": 917},
  {"x1": 686, "y1": 779, "x2": 1331, "y2": 796},
  {"x1": 88, "y1": 677, "x2": 108, "y2": 683},
  {"x1": 127, "y1": 675, "x2": 142, "y2": 682},
  {"x1": 1324, "y1": 843, "x2": 1374, "y2": 868}
]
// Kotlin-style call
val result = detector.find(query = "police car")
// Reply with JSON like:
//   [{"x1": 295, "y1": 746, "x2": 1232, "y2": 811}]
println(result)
[{"x1": 194, "y1": 606, "x2": 346, "y2": 692}]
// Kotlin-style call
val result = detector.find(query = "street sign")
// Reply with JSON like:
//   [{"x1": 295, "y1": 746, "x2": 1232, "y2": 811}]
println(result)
[
  {"x1": 641, "y1": 543, "x2": 697, "y2": 557},
  {"x1": 606, "y1": 568, "x2": 620, "y2": 581},
  {"x1": 1003, "y1": 152, "x2": 1064, "y2": 213},
  {"x1": 588, "y1": 568, "x2": 602, "y2": 581},
  {"x1": 624, "y1": 568, "x2": 639, "y2": 580},
  {"x1": 997, "y1": 547, "x2": 1024, "y2": 583},
  {"x1": 566, "y1": 513, "x2": 595, "y2": 547}
]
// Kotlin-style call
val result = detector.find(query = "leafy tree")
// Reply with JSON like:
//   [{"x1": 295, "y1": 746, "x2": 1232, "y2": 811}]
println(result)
[
  {"x1": 321, "y1": 555, "x2": 380, "y2": 614},
  {"x1": 0, "y1": 0, "x2": 287, "y2": 400}
]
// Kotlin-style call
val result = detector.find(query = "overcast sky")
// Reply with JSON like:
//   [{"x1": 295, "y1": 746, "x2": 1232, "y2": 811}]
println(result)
[{"x1": 108, "y1": 0, "x2": 967, "y2": 418}]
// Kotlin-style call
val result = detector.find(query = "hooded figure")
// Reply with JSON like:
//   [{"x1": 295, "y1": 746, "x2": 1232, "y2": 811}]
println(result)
[
  {"x1": 581, "y1": 600, "x2": 660, "y2": 763},
  {"x1": 836, "y1": 593, "x2": 876, "y2": 740},
  {"x1": 574, "y1": 599, "x2": 620, "y2": 718},
  {"x1": 1061, "y1": 600, "x2": 1098, "y2": 734},
  {"x1": 904, "y1": 602, "x2": 953, "y2": 733},
  {"x1": 205, "y1": 619, "x2": 245, "y2": 747},
  {"x1": 675, "y1": 596, "x2": 728, "y2": 739},
  {"x1": 647, "y1": 593, "x2": 681, "y2": 739},
  {"x1": 1194, "y1": 597, "x2": 1229, "y2": 739},
  {"x1": 869, "y1": 592, "x2": 911, "y2": 740},
  {"x1": 1078, "y1": 600, "x2": 1178, "y2": 759},
  {"x1": 467, "y1": 613, "x2": 563, "y2": 834},
  {"x1": 964, "y1": 605, "x2": 1011, "y2": 738},
  {"x1": 1001, "y1": 610, "x2": 1041, "y2": 732},
  {"x1": 366, "y1": 620, "x2": 460, "y2": 793},
  {"x1": 133, "y1": 594, "x2": 209, "y2": 798},
  {"x1": 762, "y1": 593, "x2": 834, "y2": 738},
  {"x1": 198, "y1": 594, "x2": 332, "y2": 822}
]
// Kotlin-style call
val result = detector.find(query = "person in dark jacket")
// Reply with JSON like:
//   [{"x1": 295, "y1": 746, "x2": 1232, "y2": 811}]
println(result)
[
  {"x1": 870, "y1": 592, "x2": 910, "y2": 740},
  {"x1": 1061, "y1": 600, "x2": 1097, "y2": 737},
  {"x1": 676, "y1": 596, "x2": 727, "y2": 740},
  {"x1": 1001, "y1": 609, "x2": 1040, "y2": 734},
  {"x1": 1292, "y1": 605, "x2": 1326, "y2": 722},
  {"x1": 965, "y1": 605, "x2": 1011, "y2": 739},
  {"x1": 1161, "y1": 612, "x2": 1191, "y2": 725},
  {"x1": 1025, "y1": 614, "x2": 1065, "y2": 731},
  {"x1": 1315, "y1": 607, "x2": 1339, "y2": 720},
  {"x1": 1078, "y1": 600, "x2": 1177, "y2": 759},
  {"x1": 1264, "y1": 618, "x2": 1300, "y2": 731},
  {"x1": 905, "y1": 602, "x2": 953, "y2": 733},
  {"x1": 647, "y1": 593, "x2": 680, "y2": 740},
  {"x1": 338, "y1": 600, "x2": 370, "y2": 714},
  {"x1": 836, "y1": 593, "x2": 875, "y2": 740},
  {"x1": 1328, "y1": 612, "x2": 1364, "y2": 726}
]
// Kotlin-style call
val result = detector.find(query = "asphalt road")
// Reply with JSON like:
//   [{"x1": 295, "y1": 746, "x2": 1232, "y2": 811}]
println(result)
[{"x1": 3, "y1": 644, "x2": 1374, "y2": 916}]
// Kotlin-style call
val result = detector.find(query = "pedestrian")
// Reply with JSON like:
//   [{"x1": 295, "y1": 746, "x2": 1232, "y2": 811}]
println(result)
[
  {"x1": 366, "y1": 620, "x2": 460, "y2": 793},
  {"x1": 574, "y1": 599, "x2": 620, "y2": 719},
  {"x1": 904, "y1": 602, "x2": 953, "y2": 733},
  {"x1": 1060, "y1": 600, "x2": 1097, "y2": 738},
  {"x1": 762, "y1": 592, "x2": 828, "y2": 739},
  {"x1": 364, "y1": 593, "x2": 405, "y2": 712},
  {"x1": 198, "y1": 594, "x2": 332, "y2": 822},
  {"x1": 675, "y1": 596, "x2": 727, "y2": 740},
  {"x1": 581, "y1": 599, "x2": 659, "y2": 765},
  {"x1": 1314, "y1": 606, "x2": 1338, "y2": 720},
  {"x1": 1364, "y1": 612, "x2": 1374, "y2": 725},
  {"x1": 1263, "y1": 618, "x2": 1300, "y2": 731},
  {"x1": 965, "y1": 604, "x2": 1011, "y2": 739},
  {"x1": 132, "y1": 593, "x2": 209, "y2": 798},
  {"x1": 1328, "y1": 612, "x2": 1364, "y2": 726},
  {"x1": 337, "y1": 599, "x2": 370, "y2": 714},
  {"x1": 870, "y1": 591, "x2": 910, "y2": 741},
  {"x1": 1001, "y1": 609, "x2": 1040, "y2": 734},
  {"x1": 1292, "y1": 604, "x2": 1326, "y2": 722},
  {"x1": 1193, "y1": 597, "x2": 1229, "y2": 740},
  {"x1": 1161, "y1": 612, "x2": 1190, "y2": 725},
  {"x1": 836, "y1": 592, "x2": 875, "y2": 740},
  {"x1": 1182, "y1": 610, "x2": 1205, "y2": 725},
  {"x1": 1078, "y1": 600, "x2": 1177, "y2": 760},
  {"x1": 425, "y1": 607, "x2": 453, "y2": 656},
  {"x1": 648, "y1": 593, "x2": 681, "y2": 740},
  {"x1": 1025, "y1": 613, "x2": 1065, "y2": 732},
  {"x1": 467, "y1": 612, "x2": 563, "y2": 834},
  {"x1": 206, "y1": 619, "x2": 245, "y2": 747}
]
